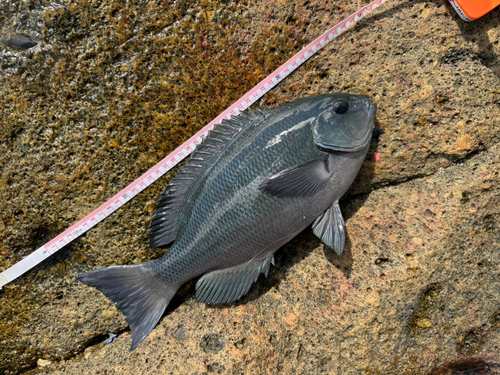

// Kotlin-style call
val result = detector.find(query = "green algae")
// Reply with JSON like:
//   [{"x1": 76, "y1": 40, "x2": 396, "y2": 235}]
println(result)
[
  {"x1": 456, "y1": 327, "x2": 487, "y2": 355},
  {"x1": 489, "y1": 309, "x2": 500, "y2": 329},
  {"x1": 406, "y1": 283, "x2": 444, "y2": 335}
]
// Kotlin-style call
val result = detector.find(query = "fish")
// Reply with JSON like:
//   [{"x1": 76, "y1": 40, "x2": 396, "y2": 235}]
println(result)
[
  {"x1": 2, "y1": 34, "x2": 39, "y2": 50},
  {"x1": 77, "y1": 93, "x2": 377, "y2": 350}
]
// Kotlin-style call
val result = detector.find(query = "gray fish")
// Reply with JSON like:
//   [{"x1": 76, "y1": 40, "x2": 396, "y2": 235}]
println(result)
[
  {"x1": 2, "y1": 34, "x2": 39, "y2": 50},
  {"x1": 77, "y1": 93, "x2": 377, "y2": 350}
]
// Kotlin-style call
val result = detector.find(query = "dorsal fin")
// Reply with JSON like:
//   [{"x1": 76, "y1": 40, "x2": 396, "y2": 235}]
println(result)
[{"x1": 149, "y1": 107, "x2": 268, "y2": 248}]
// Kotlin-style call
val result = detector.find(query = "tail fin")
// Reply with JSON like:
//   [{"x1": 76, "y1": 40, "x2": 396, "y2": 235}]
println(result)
[{"x1": 77, "y1": 262, "x2": 177, "y2": 350}]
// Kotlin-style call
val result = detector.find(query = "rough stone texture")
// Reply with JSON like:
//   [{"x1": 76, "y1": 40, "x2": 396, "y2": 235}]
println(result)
[
  {"x1": 30, "y1": 142, "x2": 500, "y2": 374},
  {"x1": 0, "y1": 0, "x2": 499, "y2": 374}
]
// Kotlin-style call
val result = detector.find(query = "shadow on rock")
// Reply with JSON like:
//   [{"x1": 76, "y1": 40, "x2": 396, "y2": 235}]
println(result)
[
  {"x1": 360, "y1": 0, "x2": 500, "y2": 80},
  {"x1": 204, "y1": 138, "x2": 380, "y2": 308},
  {"x1": 446, "y1": 2, "x2": 500, "y2": 79},
  {"x1": 165, "y1": 188, "x2": 374, "y2": 313}
]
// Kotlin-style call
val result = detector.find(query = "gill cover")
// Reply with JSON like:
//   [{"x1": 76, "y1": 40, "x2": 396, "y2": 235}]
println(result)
[{"x1": 312, "y1": 94, "x2": 377, "y2": 152}]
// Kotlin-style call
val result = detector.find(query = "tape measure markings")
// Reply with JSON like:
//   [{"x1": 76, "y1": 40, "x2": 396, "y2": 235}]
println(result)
[{"x1": 0, "y1": 0, "x2": 389, "y2": 289}]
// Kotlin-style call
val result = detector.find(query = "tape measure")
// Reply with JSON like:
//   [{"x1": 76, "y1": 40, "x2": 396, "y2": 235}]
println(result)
[
  {"x1": 449, "y1": 0, "x2": 500, "y2": 21},
  {"x1": 0, "y1": 0, "x2": 389, "y2": 290}
]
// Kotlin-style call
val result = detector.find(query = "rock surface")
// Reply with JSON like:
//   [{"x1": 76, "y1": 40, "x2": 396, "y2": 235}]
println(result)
[{"x1": 0, "y1": 0, "x2": 499, "y2": 374}]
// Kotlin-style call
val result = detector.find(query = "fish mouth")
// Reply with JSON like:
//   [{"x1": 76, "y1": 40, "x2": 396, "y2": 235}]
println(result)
[
  {"x1": 368, "y1": 102, "x2": 377, "y2": 124},
  {"x1": 359, "y1": 96, "x2": 377, "y2": 129}
]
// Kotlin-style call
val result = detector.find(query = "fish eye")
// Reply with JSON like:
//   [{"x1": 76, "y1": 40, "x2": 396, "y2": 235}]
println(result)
[{"x1": 332, "y1": 100, "x2": 349, "y2": 115}]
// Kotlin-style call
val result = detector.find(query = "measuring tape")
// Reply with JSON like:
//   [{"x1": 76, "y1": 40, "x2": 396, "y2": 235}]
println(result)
[{"x1": 0, "y1": 0, "x2": 389, "y2": 290}]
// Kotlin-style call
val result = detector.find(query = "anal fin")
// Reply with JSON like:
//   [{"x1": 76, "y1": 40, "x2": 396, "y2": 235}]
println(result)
[
  {"x1": 312, "y1": 200, "x2": 345, "y2": 255},
  {"x1": 195, "y1": 255, "x2": 275, "y2": 305}
]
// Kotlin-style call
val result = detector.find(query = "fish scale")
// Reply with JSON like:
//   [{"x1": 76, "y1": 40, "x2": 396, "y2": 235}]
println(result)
[
  {"x1": 77, "y1": 93, "x2": 377, "y2": 350},
  {"x1": 160, "y1": 117, "x2": 319, "y2": 278},
  {"x1": 0, "y1": 0, "x2": 389, "y2": 294}
]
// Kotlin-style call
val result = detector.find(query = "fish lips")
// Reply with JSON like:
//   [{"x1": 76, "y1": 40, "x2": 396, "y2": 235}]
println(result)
[{"x1": 313, "y1": 101, "x2": 377, "y2": 152}]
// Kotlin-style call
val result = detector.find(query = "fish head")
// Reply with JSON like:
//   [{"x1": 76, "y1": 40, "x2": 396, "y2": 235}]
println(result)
[{"x1": 312, "y1": 93, "x2": 377, "y2": 152}]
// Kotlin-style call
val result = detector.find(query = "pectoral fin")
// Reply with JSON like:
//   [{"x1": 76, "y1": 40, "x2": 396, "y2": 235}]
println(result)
[
  {"x1": 312, "y1": 201, "x2": 345, "y2": 255},
  {"x1": 259, "y1": 155, "x2": 331, "y2": 198}
]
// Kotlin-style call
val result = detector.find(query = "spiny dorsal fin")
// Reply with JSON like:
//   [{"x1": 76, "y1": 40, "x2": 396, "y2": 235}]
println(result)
[
  {"x1": 149, "y1": 108, "x2": 268, "y2": 248},
  {"x1": 312, "y1": 200, "x2": 345, "y2": 255},
  {"x1": 196, "y1": 255, "x2": 275, "y2": 305}
]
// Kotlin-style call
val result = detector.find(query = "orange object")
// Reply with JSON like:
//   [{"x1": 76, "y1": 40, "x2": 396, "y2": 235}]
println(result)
[{"x1": 449, "y1": 0, "x2": 500, "y2": 21}]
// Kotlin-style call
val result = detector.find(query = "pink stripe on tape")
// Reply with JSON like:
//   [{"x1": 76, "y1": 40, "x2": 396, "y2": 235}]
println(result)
[{"x1": 0, "y1": 0, "x2": 388, "y2": 289}]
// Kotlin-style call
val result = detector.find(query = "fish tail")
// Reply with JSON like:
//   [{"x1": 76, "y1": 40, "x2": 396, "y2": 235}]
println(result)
[{"x1": 77, "y1": 262, "x2": 176, "y2": 351}]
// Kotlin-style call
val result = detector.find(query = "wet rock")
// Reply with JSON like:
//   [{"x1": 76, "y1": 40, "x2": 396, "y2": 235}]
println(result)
[
  {"x1": 406, "y1": 282, "x2": 445, "y2": 335},
  {"x1": 30, "y1": 140, "x2": 500, "y2": 374},
  {"x1": 0, "y1": 0, "x2": 499, "y2": 374},
  {"x1": 456, "y1": 327, "x2": 487, "y2": 356},
  {"x1": 428, "y1": 357, "x2": 498, "y2": 375},
  {"x1": 489, "y1": 309, "x2": 500, "y2": 329},
  {"x1": 200, "y1": 334, "x2": 225, "y2": 354}
]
